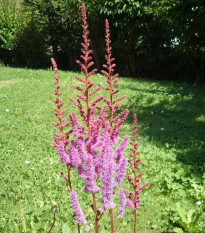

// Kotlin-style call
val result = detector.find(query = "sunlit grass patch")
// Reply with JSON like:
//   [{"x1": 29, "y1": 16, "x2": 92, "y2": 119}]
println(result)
[{"x1": 0, "y1": 67, "x2": 205, "y2": 232}]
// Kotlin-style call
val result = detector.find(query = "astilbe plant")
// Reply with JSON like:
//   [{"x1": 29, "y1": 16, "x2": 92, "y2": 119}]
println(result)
[
  {"x1": 120, "y1": 114, "x2": 150, "y2": 233},
  {"x1": 51, "y1": 3, "x2": 149, "y2": 233}
]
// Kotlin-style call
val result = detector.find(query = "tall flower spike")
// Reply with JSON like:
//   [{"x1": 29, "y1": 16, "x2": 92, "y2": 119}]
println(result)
[
  {"x1": 56, "y1": 141, "x2": 71, "y2": 165},
  {"x1": 125, "y1": 113, "x2": 150, "y2": 233},
  {"x1": 68, "y1": 141, "x2": 81, "y2": 168},
  {"x1": 114, "y1": 136, "x2": 129, "y2": 186},
  {"x1": 115, "y1": 156, "x2": 128, "y2": 186},
  {"x1": 101, "y1": 19, "x2": 126, "y2": 130},
  {"x1": 70, "y1": 190, "x2": 87, "y2": 225},
  {"x1": 71, "y1": 3, "x2": 103, "y2": 138},
  {"x1": 81, "y1": 153, "x2": 100, "y2": 194},
  {"x1": 51, "y1": 58, "x2": 70, "y2": 148},
  {"x1": 100, "y1": 132, "x2": 116, "y2": 211},
  {"x1": 118, "y1": 189, "x2": 127, "y2": 218}
]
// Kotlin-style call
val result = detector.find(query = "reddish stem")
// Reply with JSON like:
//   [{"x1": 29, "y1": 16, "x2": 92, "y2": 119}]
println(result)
[
  {"x1": 133, "y1": 116, "x2": 138, "y2": 232},
  {"x1": 92, "y1": 193, "x2": 99, "y2": 233},
  {"x1": 133, "y1": 164, "x2": 138, "y2": 232},
  {"x1": 109, "y1": 79, "x2": 114, "y2": 131},
  {"x1": 109, "y1": 209, "x2": 115, "y2": 233},
  {"x1": 134, "y1": 208, "x2": 137, "y2": 233},
  {"x1": 85, "y1": 62, "x2": 91, "y2": 138},
  {"x1": 20, "y1": 220, "x2": 22, "y2": 233},
  {"x1": 78, "y1": 224, "x2": 81, "y2": 233},
  {"x1": 49, "y1": 213, "x2": 56, "y2": 233},
  {"x1": 67, "y1": 165, "x2": 73, "y2": 191},
  {"x1": 81, "y1": 11, "x2": 99, "y2": 231}
]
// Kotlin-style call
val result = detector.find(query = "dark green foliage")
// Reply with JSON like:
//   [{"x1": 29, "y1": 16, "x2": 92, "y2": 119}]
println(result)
[
  {"x1": 93, "y1": 0, "x2": 205, "y2": 82},
  {"x1": 22, "y1": 0, "x2": 82, "y2": 70},
  {"x1": 0, "y1": 0, "x2": 205, "y2": 81},
  {"x1": 12, "y1": 18, "x2": 49, "y2": 68},
  {"x1": 0, "y1": 0, "x2": 22, "y2": 63}
]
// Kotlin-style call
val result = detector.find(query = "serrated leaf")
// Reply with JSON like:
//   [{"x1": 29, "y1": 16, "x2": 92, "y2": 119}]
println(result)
[
  {"x1": 178, "y1": 220, "x2": 189, "y2": 232},
  {"x1": 187, "y1": 210, "x2": 194, "y2": 224},
  {"x1": 176, "y1": 204, "x2": 187, "y2": 224},
  {"x1": 191, "y1": 210, "x2": 203, "y2": 230}
]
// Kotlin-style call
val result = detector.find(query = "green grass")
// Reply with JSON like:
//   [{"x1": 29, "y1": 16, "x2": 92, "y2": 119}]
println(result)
[{"x1": 0, "y1": 66, "x2": 205, "y2": 232}]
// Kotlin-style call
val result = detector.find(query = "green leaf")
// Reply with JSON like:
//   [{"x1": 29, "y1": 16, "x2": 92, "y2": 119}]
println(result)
[
  {"x1": 14, "y1": 223, "x2": 19, "y2": 233},
  {"x1": 62, "y1": 223, "x2": 73, "y2": 233},
  {"x1": 187, "y1": 210, "x2": 194, "y2": 224},
  {"x1": 176, "y1": 203, "x2": 187, "y2": 224},
  {"x1": 133, "y1": 2, "x2": 140, "y2": 8},
  {"x1": 30, "y1": 221, "x2": 35, "y2": 229},
  {"x1": 174, "y1": 228, "x2": 184, "y2": 233},
  {"x1": 191, "y1": 210, "x2": 203, "y2": 231},
  {"x1": 22, "y1": 219, "x2": 27, "y2": 232}
]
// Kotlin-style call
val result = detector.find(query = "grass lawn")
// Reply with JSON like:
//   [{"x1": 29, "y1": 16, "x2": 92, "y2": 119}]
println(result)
[{"x1": 0, "y1": 66, "x2": 205, "y2": 232}]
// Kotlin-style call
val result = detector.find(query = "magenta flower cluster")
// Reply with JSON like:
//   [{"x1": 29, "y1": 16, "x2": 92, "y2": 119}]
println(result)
[{"x1": 55, "y1": 111, "x2": 129, "y2": 212}]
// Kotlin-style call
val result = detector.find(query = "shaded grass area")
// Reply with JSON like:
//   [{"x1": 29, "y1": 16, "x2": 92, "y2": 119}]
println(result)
[{"x1": 0, "y1": 67, "x2": 205, "y2": 232}]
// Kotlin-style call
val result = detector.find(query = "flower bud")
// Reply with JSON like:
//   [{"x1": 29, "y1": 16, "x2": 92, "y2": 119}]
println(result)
[
  {"x1": 51, "y1": 201, "x2": 57, "y2": 213},
  {"x1": 19, "y1": 208, "x2": 24, "y2": 220}
]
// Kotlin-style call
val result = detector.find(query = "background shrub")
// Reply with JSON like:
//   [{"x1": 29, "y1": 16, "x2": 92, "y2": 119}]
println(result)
[{"x1": 0, "y1": 0, "x2": 204, "y2": 82}]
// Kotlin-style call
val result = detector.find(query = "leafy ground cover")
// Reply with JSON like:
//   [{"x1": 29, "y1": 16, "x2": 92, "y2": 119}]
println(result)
[{"x1": 0, "y1": 67, "x2": 205, "y2": 232}]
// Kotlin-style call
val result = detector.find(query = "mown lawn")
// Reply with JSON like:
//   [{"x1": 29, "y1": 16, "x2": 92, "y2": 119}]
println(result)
[{"x1": 0, "y1": 66, "x2": 205, "y2": 232}]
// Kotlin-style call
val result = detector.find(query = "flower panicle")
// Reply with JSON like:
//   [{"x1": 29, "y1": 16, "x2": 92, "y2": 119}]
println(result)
[
  {"x1": 124, "y1": 114, "x2": 150, "y2": 212},
  {"x1": 68, "y1": 141, "x2": 81, "y2": 168},
  {"x1": 76, "y1": 2, "x2": 97, "y2": 79},
  {"x1": 101, "y1": 19, "x2": 127, "y2": 128},
  {"x1": 111, "y1": 109, "x2": 129, "y2": 144},
  {"x1": 118, "y1": 189, "x2": 127, "y2": 218},
  {"x1": 114, "y1": 156, "x2": 128, "y2": 186},
  {"x1": 69, "y1": 112, "x2": 87, "y2": 138},
  {"x1": 81, "y1": 153, "x2": 100, "y2": 194},
  {"x1": 55, "y1": 141, "x2": 70, "y2": 165},
  {"x1": 51, "y1": 58, "x2": 70, "y2": 147},
  {"x1": 70, "y1": 3, "x2": 104, "y2": 133},
  {"x1": 70, "y1": 190, "x2": 87, "y2": 225}
]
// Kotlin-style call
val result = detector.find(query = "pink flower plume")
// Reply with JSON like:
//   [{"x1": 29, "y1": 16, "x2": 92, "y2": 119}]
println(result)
[{"x1": 70, "y1": 190, "x2": 87, "y2": 225}]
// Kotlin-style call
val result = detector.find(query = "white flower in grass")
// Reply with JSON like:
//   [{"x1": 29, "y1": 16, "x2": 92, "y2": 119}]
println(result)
[
  {"x1": 5, "y1": 109, "x2": 9, "y2": 112},
  {"x1": 30, "y1": 167, "x2": 34, "y2": 170},
  {"x1": 25, "y1": 160, "x2": 30, "y2": 164},
  {"x1": 161, "y1": 110, "x2": 164, "y2": 113},
  {"x1": 196, "y1": 201, "x2": 202, "y2": 206},
  {"x1": 52, "y1": 201, "x2": 57, "y2": 206},
  {"x1": 160, "y1": 128, "x2": 165, "y2": 131}
]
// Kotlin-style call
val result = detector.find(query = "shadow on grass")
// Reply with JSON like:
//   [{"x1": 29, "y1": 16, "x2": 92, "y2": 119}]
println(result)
[{"x1": 119, "y1": 77, "x2": 205, "y2": 177}]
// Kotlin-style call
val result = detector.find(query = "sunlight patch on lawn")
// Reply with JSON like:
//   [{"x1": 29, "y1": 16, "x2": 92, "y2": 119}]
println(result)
[{"x1": 0, "y1": 80, "x2": 17, "y2": 88}]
